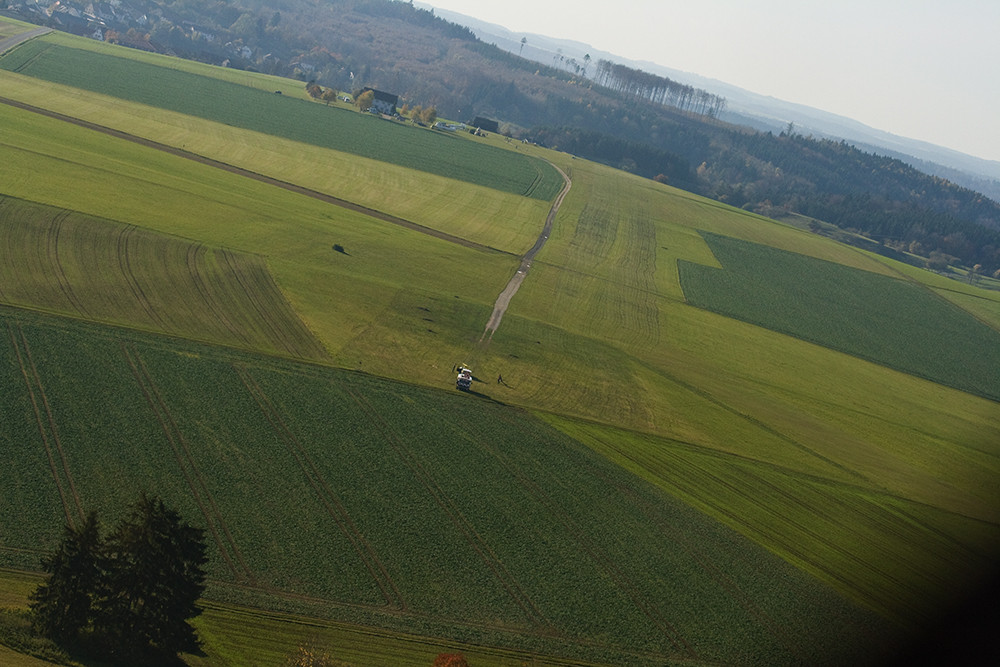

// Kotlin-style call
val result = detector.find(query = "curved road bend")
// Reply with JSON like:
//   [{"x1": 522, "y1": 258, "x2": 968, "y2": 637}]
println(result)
[{"x1": 480, "y1": 162, "x2": 572, "y2": 342}]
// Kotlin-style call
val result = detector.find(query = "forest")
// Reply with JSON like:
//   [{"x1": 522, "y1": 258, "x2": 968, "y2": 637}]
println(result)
[{"x1": 9, "y1": 0, "x2": 999, "y2": 273}]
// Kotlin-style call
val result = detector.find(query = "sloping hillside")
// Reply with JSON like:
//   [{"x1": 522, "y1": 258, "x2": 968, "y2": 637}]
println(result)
[
  {"x1": 6, "y1": 0, "x2": 1000, "y2": 274},
  {"x1": 1, "y1": 21, "x2": 999, "y2": 666}
]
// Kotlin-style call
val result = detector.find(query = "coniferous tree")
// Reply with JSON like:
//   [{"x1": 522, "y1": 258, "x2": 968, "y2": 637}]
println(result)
[
  {"x1": 29, "y1": 495, "x2": 207, "y2": 663},
  {"x1": 93, "y1": 494, "x2": 207, "y2": 661},
  {"x1": 29, "y1": 512, "x2": 102, "y2": 643}
]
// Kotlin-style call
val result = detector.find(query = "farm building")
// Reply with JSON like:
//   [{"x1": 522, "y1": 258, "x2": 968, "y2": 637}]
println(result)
[
  {"x1": 472, "y1": 116, "x2": 500, "y2": 133},
  {"x1": 361, "y1": 87, "x2": 399, "y2": 115}
]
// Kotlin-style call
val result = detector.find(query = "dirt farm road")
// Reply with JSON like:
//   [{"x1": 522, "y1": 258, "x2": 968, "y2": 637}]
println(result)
[
  {"x1": 0, "y1": 25, "x2": 50, "y2": 55},
  {"x1": 480, "y1": 162, "x2": 571, "y2": 342}
]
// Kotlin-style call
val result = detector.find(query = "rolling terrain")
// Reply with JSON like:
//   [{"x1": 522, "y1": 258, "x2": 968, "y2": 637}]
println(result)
[{"x1": 2, "y1": 22, "x2": 999, "y2": 665}]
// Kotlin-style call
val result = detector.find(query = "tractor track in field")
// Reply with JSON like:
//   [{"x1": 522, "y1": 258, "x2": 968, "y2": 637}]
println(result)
[
  {"x1": 590, "y1": 461, "x2": 808, "y2": 662},
  {"x1": 121, "y1": 342, "x2": 254, "y2": 584},
  {"x1": 486, "y1": 404, "x2": 804, "y2": 659},
  {"x1": 602, "y1": 435, "x2": 906, "y2": 617},
  {"x1": 8, "y1": 322, "x2": 85, "y2": 528},
  {"x1": 346, "y1": 388, "x2": 550, "y2": 631},
  {"x1": 458, "y1": 412, "x2": 699, "y2": 660},
  {"x1": 185, "y1": 243, "x2": 251, "y2": 348},
  {"x1": 0, "y1": 96, "x2": 509, "y2": 255},
  {"x1": 46, "y1": 210, "x2": 91, "y2": 318},
  {"x1": 116, "y1": 225, "x2": 168, "y2": 330},
  {"x1": 235, "y1": 366, "x2": 406, "y2": 611}
]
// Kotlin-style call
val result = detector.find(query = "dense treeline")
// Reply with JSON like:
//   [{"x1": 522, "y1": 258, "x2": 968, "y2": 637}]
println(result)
[
  {"x1": 531, "y1": 126, "x2": 696, "y2": 187},
  {"x1": 9, "y1": 0, "x2": 999, "y2": 272},
  {"x1": 593, "y1": 59, "x2": 726, "y2": 118},
  {"x1": 702, "y1": 132, "x2": 1000, "y2": 270}
]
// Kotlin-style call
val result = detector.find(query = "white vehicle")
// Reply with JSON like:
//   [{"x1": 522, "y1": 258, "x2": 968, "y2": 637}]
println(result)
[{"x1": 456, "y1": 366, "x2": 473, "y2": 391}]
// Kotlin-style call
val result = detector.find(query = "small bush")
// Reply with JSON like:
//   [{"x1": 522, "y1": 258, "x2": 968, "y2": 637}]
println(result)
[{"x1": 0, "y1": 608, "x2": 72, "y2": 665}]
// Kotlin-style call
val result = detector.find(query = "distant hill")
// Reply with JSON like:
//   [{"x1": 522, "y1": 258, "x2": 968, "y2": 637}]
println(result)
[{"x1": 430, "y1": 4, "x2": 1000, "y2": 200}]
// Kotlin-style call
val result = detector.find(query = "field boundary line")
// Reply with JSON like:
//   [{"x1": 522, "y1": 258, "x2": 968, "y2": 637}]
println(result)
[
  {"x1": 234, "y1": 365, "x2": 405, "y2": 611},
  {"x1": 346, "y1": 388, "x2": 550, "y2": 631},
  {"x1": 7, "y1": 322, "x2": 84, "y2": 527},
  {"x1": 646, "y1": 361, "x2": 873, "y2": 483},
  {"x1": 218, "y1": 250, "x2": 327, "y2": 361},
  {"x1": 0, "y1": 96, "x2": 512, "y2": 255},
  {"x1": 450, "y1": 409, "x2": 697, "y2": 660},
  {"x1": 194, "y1": 596, "x2": 652, "y2": 667},
  {"x1": 120, "y1": 342, "x2": 253, "y2": 584},
  {"x1": 596, "y1": 434, "x2": 904, "y2": 624},
  {"x1": 542, "y1": 418, "x2": 806, "y2": 656},
  {"x1": 0, "y1": 26, "x2": 51, "y2": 57}
]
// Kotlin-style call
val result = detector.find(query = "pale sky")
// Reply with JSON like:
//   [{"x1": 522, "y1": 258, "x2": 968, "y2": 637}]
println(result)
[{"x1": 424, "y1": 0, "x2": 1000, "y2": 163}]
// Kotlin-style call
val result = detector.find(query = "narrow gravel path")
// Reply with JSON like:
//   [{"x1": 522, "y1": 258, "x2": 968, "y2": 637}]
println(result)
[
  {"x1": 480, "y1": 162, "x2": 572, "y2": 341},
  {"x1": 0, "y1": 26, "x2": 50, "y2": 55}
]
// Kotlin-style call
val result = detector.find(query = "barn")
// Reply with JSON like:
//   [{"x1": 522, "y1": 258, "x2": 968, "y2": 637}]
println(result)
[
  {"x1": 361, "y1": 88, "x2": 399, "y2": 115},
  {"x1": 472, "y1": 116, "x2": 500, "y2": 133}
]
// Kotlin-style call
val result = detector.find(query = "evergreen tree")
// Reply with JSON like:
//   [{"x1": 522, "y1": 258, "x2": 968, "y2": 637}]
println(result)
[
  {"x1": 94, "y1": 494, "x2": 207, "y2": 661},
  {"x1": 29, "y1": 512, "x2": 102, "y2": 643},
  {"x1": 29, "y1": 495, "x2": 208, "y2": 663}
]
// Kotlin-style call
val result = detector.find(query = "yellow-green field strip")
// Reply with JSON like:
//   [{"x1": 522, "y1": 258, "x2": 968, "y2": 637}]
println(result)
[{"x1": 0, "y1": 96, "x2": 508, "y2": 256}]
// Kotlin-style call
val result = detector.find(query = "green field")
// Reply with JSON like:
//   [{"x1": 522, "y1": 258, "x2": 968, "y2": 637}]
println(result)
[
  {"x1": 0, "y1": 307, "x2": 895, "y2": 665},
  {"x1": 678, "y1": 231, "x2": 1000, "y2": 401},
  {"x1": 0, "y1": 34, "x2": 564, "y2": 201},
  {"x1": 0, "y1": 196, "x2": 327, "y2": 360},
  {"x1": 1, "y1": 19, "x2": 998, "y2": 666}
]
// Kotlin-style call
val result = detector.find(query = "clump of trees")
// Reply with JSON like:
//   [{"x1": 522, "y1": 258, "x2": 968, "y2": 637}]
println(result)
[
  {"x1": 307, "y1": 81, "x2": 339, "y2": 104},
  {"x1": 354, "y1": 89, "x2": 375, "y2": 112},
  {"x1": 408, "y1": 104, "x2": 438, "y2": 125},
  {"x1": 29, "y1": 494, "x2": 207, "y2": 664},
  {"x1": 593, "y1": 59, "x2": 727, "y2": 118}
]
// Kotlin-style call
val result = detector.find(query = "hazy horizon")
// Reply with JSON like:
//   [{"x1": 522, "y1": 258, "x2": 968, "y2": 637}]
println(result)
[{"x1": 424, "y1": 0, "x2": 1000, "y2": 164}]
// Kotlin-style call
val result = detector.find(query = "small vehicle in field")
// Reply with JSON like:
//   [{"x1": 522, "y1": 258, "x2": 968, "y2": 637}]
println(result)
[{"x1": 456, "y1": 366, "x2": 473, "y2": 391}]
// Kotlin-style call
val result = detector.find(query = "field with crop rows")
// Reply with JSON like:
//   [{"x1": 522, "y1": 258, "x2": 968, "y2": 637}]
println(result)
[
  {"x1": 0, "y1": 34, "x2": 564, "y2": 201},
  {"x1": 678, "y1": 231, "x2": 1000, "y2": 401},
  {"x1": 0, "y1": 196, "x2": 327, "y2": 360},
  {"x1": 0, "y1": 307, "x2": 896, "y2": 665},
  {"x1": 546, "y1": 414, "x2": 1000, "y2": 627},
  {"x1": 0, "y1": 97, "x2": 527, "y2": 387}
]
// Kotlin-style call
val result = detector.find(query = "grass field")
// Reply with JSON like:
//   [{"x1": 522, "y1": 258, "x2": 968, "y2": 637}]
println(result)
[
  {"x1": 1, "y1": 18, "x2": 998, "y2": 666},
  {"x1": 0, "y1": 98, "x2": 527, "y2": 384},
  {"x1": 0, "y1": 33, "x2": 564, "y2": 201},
  {"x1": 544, "y1": 415, "x2": 1000, "y2": 627},
  {"x1": 678, "y1": 231, "x2": 1000, "y2": 401}
]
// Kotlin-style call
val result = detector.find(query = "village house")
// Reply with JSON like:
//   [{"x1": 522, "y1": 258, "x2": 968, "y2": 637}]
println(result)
[{"x1": 361, "y1": 87, "x2": 399, "y2": 115}]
